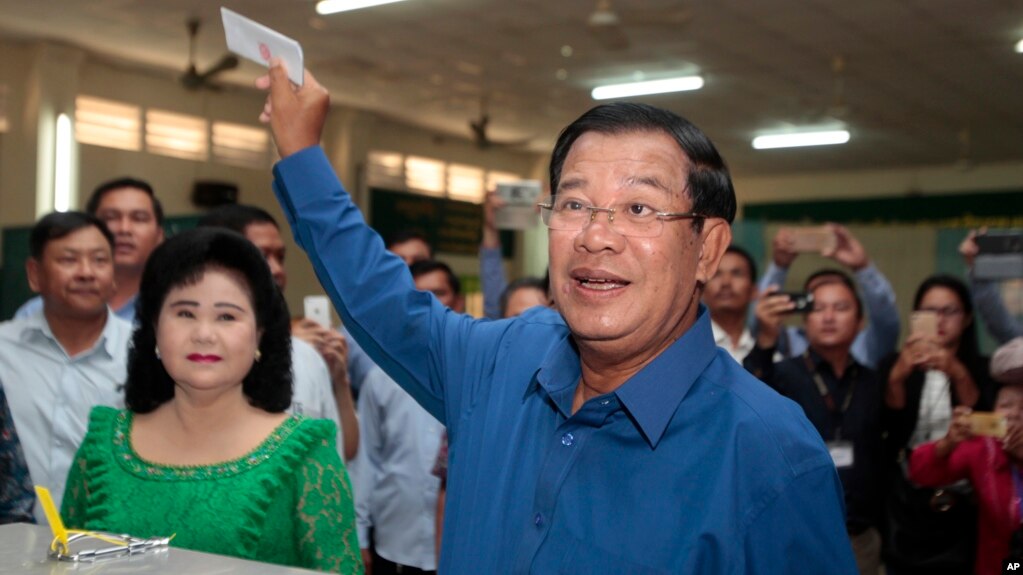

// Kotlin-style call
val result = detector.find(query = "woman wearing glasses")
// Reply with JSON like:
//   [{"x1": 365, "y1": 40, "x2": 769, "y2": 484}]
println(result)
[
  {"x1": 60, "y1": 228, "x2": 362, "y2": 574},
  {"x1": 880, "y1": 274, "x2": 997, "y2": 574}
]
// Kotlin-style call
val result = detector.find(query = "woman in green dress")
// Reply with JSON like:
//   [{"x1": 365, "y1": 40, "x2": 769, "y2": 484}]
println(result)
[{"x1": 61, "y1": 227, "x2": 362, "y2": 574}]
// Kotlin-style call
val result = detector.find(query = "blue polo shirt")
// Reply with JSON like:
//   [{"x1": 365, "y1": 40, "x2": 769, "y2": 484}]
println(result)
[{"x1": 273, "y1": 146, "x2": 856, "y2": 574}]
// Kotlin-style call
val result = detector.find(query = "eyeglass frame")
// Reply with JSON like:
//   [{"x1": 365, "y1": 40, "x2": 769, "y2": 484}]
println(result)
[
  {"x1": 535, "y1": 196, "x2": 707, "y2": 237},
  {"x1": 917, "y1": 306, "x2": 965, "y2": 318}
]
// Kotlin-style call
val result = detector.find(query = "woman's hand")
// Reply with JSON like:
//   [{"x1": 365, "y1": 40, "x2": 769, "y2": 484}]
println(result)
[
  {"x1": 1003, "y1": 419, "x2": 1023, "y2": 460},
  {"x1": 935, "y1": 406, "x2": 973, "y2": 457}
]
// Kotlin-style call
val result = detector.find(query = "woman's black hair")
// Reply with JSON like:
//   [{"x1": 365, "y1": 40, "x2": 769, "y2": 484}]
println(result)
[
  {"x1": 912, "y1": 274, "x2": 979, "y2": 363},
  {"x1": 125, "y1": 227, "x2": 292, "y2": 413}
]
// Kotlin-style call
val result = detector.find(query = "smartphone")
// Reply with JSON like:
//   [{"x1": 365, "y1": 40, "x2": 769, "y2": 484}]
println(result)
[
  {"x1": 780, "y1": 291, "x2": 814, "y2": 313},
  {"x1": 974, "y1": 231, "x2": 1023, "y2": 280},
  {"x1": 303, "y1": 295, "x2": 331, "y2": 328},
  {"x1": 784, "y1": 226, "x2": 836, "y2": 253},
  {"x1": 976, "y1": 232, "x2": 1023, "y2": 255},
  {"x1": 909, "y1": 311, "x2": 938, "y2": 339},
  {"x1": 968, "y1": 412, "x2": 1007, "y2": 438}
]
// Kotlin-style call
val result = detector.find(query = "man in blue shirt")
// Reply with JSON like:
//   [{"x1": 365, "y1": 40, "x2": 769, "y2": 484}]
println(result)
[
  {"x1": 257, "y1": 62, "x2": 857, "y2": 573},
  {"x1": 755, "y1": 225, "x2": 899, "y2": 369}
]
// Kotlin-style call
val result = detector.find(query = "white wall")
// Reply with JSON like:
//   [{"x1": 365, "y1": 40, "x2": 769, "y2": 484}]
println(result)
[{"x1": 0, "y1": 37, "x2": 548, "y2": 316}]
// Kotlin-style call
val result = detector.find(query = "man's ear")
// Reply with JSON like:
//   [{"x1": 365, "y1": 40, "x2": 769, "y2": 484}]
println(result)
[
  {"x1": 695, "y1": 219, "x2": 732, "y2": 285},
  {"x1": 26, "y1": 258, "x2": 42, "y2": 293}
]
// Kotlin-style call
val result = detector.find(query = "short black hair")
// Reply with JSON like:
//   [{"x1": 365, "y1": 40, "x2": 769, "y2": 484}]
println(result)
[
  {"x1": 913, "y1": 274, "x2": 979, "y2": 362},
  {"x1": 85, "y1": 177, "x2": 164, "y2": 226},
  {"x1": 549, "y1": 102, "x2": 737, "y2": 232},
  {"x1": 725, "y1": 245, "x2": 757, "y2": 282},
  {"x1": 29, "y1": 211, "x2": 114, "y2": 259},
  {"x1": 803, "y1": 268, "x2": 863, "y2": 318},
  {"x1": 197, "y1": 204, "x2": 278, "y2": 234},
  {"x1": 126, "y1": 228, "x2": 292, "y2": 414},
  {"x1": 499, "y1": 276, "x2": 548, "y2": 318},
  {"x1": 386, "y1": 230, "x2": 432, "y2": 253},
  {"x1": 409, "y1": 259, "x2": 461, "y2": 296}
]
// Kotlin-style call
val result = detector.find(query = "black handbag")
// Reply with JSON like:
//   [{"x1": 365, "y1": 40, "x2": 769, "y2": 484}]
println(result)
[{"x1": 882, "y1": 460, "x2": 977, "y2": 574}]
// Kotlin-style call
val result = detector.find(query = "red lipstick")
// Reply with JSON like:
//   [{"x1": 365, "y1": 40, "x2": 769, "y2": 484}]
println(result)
[{"x1": 187, "y1": 354, "x2": 222, "y2": 363}]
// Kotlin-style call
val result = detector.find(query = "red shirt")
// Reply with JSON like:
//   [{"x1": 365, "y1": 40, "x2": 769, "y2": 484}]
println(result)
[{"x1": 910, "y1": 437, "x2": 1021, "y2": 575}]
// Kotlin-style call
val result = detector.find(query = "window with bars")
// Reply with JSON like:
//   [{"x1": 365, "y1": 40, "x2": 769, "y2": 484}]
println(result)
[
  {"x1": 367, "y1": 150, "x2": 522, "y2": 204},
  {"x1": 145, "y1": 109, "x2": 208, "y2": 161},
  {"x1": 212, "y1": 121, "x2": 270, "y2": 169},
  {"x1": 75, "y1": 95, "x2": 141, "y2": 151}
]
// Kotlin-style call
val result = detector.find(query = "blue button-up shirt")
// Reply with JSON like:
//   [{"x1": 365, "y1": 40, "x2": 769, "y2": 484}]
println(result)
[{"x1": 273, "y1": 146, "x2": 857, "y2": 574}]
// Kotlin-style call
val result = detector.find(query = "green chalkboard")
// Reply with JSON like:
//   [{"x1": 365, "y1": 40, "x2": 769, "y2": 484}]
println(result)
[
  {"x1": 743, "y1": 189, "x2": 1023, "y2": 226},
  {"x1": 370, "y1": 188, "x2": 513, "y2": 258}
]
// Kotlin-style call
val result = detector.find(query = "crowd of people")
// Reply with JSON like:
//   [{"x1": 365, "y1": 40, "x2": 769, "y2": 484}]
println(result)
[
  {"x1": 704, "y1": 226, "x2": 1020, "y2": 574},
  {"x1": 0, "y1": 59, "x2": 1020, "y2": 575}
]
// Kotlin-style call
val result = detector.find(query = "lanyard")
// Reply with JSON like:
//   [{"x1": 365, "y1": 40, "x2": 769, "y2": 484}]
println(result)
[{"x1": 801, "y1": 351, "x2": 856, "y2": 440}]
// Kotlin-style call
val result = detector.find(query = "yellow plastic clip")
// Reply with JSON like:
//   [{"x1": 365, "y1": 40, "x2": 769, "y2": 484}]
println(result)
[{"x1": 34, "y1": 486, "x2": 70, "y2": 554}]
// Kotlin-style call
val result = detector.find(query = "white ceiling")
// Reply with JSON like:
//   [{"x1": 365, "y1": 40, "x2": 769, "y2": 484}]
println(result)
[{"x1": 1, "y1": 0, "x2": 1022, "y2": 176}]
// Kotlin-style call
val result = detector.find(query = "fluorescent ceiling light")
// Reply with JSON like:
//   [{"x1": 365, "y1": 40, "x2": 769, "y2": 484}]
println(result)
[
  {"x1": 591, "y1": 76, "x2": 703, "y2": 100},
  {"x1": 316, "y1": 0, "x2": 408, "y2": 14},
  {"x1": 752, "y1": 130, "x2": 850, "y2": 150},
  {"x1": 54, "y1": 113, "x2": 73, "y2": 212},
  {"x1": 1016, "y1": 39, "x2": 1023, "y2": 53}
]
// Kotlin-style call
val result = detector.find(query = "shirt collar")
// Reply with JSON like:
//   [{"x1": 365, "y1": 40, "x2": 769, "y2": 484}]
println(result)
[
  {"x1": 711, "y1": 320, "x2": 729, "y2": 346},
  {"x1": 19, "y1": 306, "x2": 118, "y2": 359},
  {"x1": 534, "y1": 305, "x2": 718, "y2": 449}
]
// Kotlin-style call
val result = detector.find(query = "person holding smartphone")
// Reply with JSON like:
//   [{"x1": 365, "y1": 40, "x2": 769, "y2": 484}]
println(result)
[
  {"x1": 908, "y1": 376, "x2": 1023, "y2": 575},
  {"x1": 744, "y1": 271, "x2": 886, "y2": 574},
  {"x1": 879, "y1": 274, "x2": 999, "y2": 574},
  {"x1": 756, "y1": 225, "x2": 899, "y2": 369}
]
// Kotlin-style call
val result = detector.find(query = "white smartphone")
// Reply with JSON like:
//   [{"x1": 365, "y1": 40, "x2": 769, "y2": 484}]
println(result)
[
  {"x1": 221, "y1": 7, "x2": 304, "y2": 86},
  {"x1": 303, "y1": 295, "x2": 331, "y2": 328}
]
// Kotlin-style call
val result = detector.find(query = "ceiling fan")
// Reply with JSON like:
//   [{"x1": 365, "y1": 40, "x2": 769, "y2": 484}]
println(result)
[
  {"x1": 586, "y1": 0, "x2": 694, "y2": 51},
  {"x1": 468, "y1": 96, "x2": 531, "y2": 150},
  {"x1": 180, "y1": 17, "x2": 239, "y2": 91},
  {"x1": 800, "y1": 56, "x2": 852, "y2": 123}
]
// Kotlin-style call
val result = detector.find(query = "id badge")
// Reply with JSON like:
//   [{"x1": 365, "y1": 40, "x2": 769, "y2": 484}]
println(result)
[{"x1": 827, "y1": 441, "x2": 854, "y2": 468}]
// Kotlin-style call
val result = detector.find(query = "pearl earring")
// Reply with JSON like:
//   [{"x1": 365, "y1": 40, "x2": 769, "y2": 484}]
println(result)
[
  {"x1": 155, "y1": 346, "x2": 161, "y2": 360},
  {"x1": 255, "y1": 349, "x2": 262, "y2": 362}
]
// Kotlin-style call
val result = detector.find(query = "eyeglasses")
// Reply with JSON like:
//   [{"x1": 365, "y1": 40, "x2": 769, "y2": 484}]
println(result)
[
  {"x1": 536, "y1": 195, "x2": 706, "y2": 238},
  {"x1": 918, "y1": 306, "x2": 963, "y2": 318}
]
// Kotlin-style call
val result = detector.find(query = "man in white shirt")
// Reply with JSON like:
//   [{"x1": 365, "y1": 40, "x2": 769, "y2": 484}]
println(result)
[
  {"x1": 703, "y1": 245, "x2": 758, "y2": 363},
  {"x1": 15, "y1": 178, "x2": 165, "y2": 324},
  {"x1": 0, "y1": 212, "x2": 132, "y2": 520},
  {"x1": 351, "y1": 260, "x2": 455, "y2": 575}
]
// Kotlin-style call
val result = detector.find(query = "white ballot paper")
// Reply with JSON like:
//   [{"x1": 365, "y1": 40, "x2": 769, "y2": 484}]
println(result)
[
  {"x1": 495, "y1": 180, "x2": 543, "y2": 230},
  {"x1": 221, "y1": 7, "x2": 304, "y2": 86}
]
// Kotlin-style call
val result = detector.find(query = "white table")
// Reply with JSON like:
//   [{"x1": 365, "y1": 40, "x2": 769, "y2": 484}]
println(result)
[{"x1": 0, "y1": 523, "x2": 326, "y2": 574}]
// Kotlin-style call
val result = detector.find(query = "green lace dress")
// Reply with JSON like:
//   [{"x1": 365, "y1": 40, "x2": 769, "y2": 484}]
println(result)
[{"x1": 61, "y1": 406, "x2": 362, "y2": 574}]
